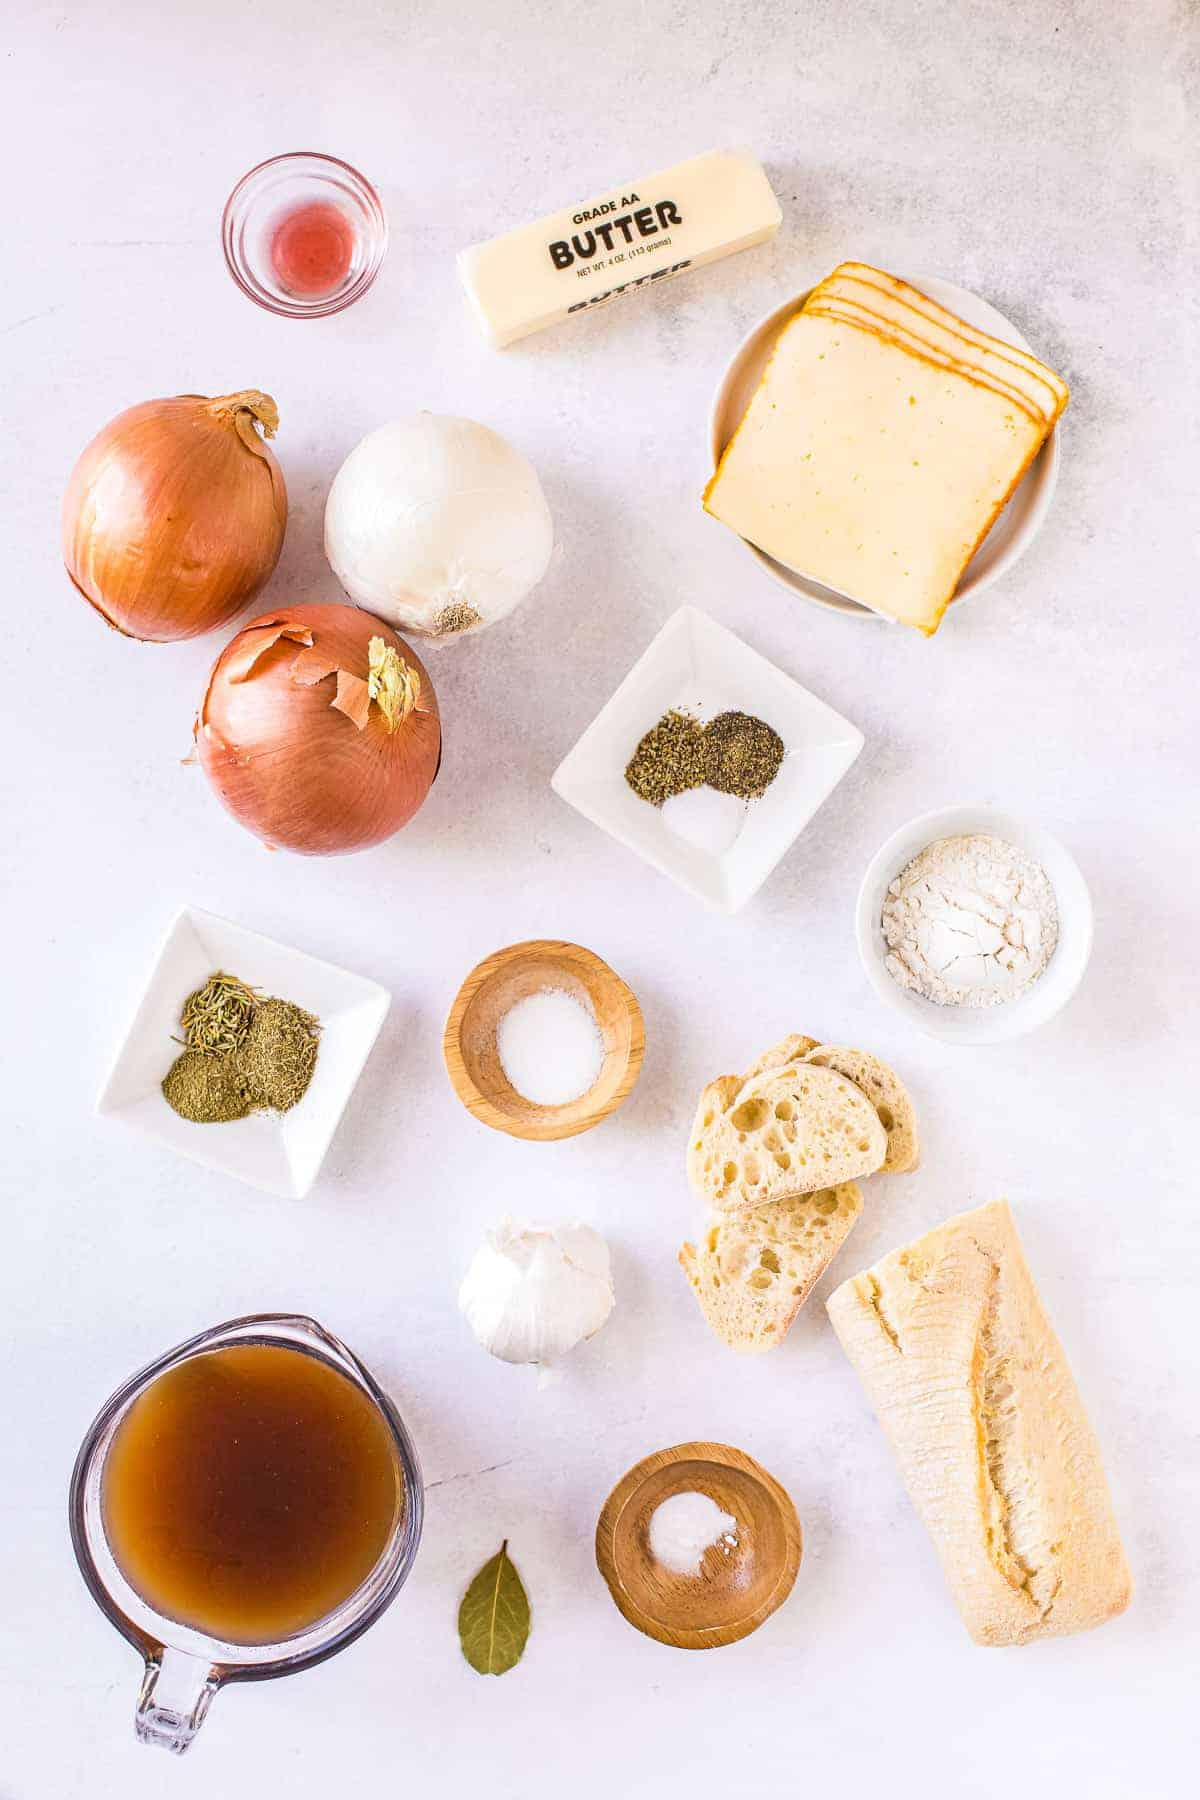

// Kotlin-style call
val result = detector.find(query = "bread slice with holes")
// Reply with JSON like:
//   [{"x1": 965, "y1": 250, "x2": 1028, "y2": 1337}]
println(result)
[
  {"x1": 741, "y1": 1034, "x2": 820, "y2": 1080},
  {"x1": 688, "y1": 1062, "x2": 887, "y2": 1214},
  {"x1": 680, "y1": 1182, "x2": 863, "y2": 1351},
  {"x1": 827, "y1": 1201, "x2": 1132, "y2": 1645},
  {"x1": 803, "y1": 1046, "x2": 919, "y2": 1173}
]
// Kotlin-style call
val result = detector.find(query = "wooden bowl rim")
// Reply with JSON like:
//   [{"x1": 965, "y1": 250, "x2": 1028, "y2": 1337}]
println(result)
[
  {"x1": 442, "y1": 938, "x2": 645, "y2": 1142},
  {"x1": 594, "y1": 1439, "x2": 802, "y2": 1650}
]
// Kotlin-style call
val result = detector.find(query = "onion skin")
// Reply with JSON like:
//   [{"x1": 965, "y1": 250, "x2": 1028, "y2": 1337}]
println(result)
[
  {"x1": 196, "y1": 602, "x2": 441, "y2": 855},
  {"x1": 62, "y1": 391, "x2": 287, "y2": 643}
]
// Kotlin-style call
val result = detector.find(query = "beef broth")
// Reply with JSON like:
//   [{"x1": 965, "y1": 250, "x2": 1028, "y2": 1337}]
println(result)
[{"x1": 101, "y1": 1343, "x2": 403, "y2": 1644}]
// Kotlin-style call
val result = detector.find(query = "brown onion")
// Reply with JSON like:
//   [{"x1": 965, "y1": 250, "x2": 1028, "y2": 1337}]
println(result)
[
  {"x1": 63, "y1": 390, "x2": 287, "y2": 642},
  {"x1": 196, "y1": 602, "x2": 441, "y2": 855}
]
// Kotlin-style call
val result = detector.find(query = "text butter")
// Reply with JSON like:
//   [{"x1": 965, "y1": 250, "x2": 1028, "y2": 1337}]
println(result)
[{"x1": 458, "y1": 149, "x2": 782, "y2": 348}]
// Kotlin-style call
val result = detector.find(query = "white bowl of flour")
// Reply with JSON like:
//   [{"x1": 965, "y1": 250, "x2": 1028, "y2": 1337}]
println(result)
[{"x1": 856, "y1": 806, "x2": 1093, "y2": 1044}]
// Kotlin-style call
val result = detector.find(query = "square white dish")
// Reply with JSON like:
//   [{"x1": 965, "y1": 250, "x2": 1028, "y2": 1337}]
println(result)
[
  {"x1": 551, "y1": 606, "x2": 864, "y2": 913},
  {"x1": 96, "y1": 907, "x2": 390, "y2": 1197}
]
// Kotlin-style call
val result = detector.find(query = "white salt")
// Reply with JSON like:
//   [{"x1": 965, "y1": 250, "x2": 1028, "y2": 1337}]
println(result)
[
  {"x1": 661, "y1": 785, "x2": 746, "y2": 855},
  {"x1": 496, "y1": 987, "x2": 605, "y2": 1106},
  {"x1": 648, "y1": 1490, "x2": 739, "y2": 1576}
]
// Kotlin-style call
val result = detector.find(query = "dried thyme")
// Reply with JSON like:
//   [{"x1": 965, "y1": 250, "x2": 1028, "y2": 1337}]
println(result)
[
  {"x1": 235, "y1": 997, "x2": 320, "y2": 1113},
  {"x1": 624, "y1": 708, "x2": 785, "y2": 807}
]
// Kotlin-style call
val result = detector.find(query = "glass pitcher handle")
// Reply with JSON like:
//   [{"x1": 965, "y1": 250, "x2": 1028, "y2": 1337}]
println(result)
[{"x1": 135, "y1": 1648, "x2": 221, "y2": 1754}]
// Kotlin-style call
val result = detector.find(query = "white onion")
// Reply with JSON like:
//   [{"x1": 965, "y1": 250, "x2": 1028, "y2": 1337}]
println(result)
[{"x1": 324, "y1": 413, "x2": 554, "y2": 640}]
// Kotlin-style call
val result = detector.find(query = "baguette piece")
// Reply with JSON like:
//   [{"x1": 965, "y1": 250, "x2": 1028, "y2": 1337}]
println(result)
[
  {"x1": 680, "y1": 1182, "x2": 862, "y2": 1351},
  {"x1": 827, "y1": 1201, "x2": 1132, "y2": 1646},
  {"x1": 803, "y1": 1045, "x2": 919, "y2": 1174},
  {"x1": 688, "y1": 1061, "x2": 886, "y2": 1213}
]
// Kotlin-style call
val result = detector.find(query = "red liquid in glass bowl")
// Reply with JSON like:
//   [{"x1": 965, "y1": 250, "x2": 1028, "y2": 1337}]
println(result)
[
  {"x1": 222, "y1": 153, "x2": 387, "y2": 319},
  {"x1": 269, "y1": 201, "x2": 358, "y2": 299}
]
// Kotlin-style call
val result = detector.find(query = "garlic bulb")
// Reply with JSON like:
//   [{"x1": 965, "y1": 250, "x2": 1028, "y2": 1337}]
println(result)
[
  {"x1": 323, "y1": 414, "x2": 554, "y2": 640},
  {"x1": 458, "y1": 1218, "x2": 614, "y2": 1372}
]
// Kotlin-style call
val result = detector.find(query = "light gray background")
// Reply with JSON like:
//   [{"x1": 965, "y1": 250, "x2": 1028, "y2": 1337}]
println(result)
[{"x1": 3, "y1": 2, "x2": 1196, "y2": 1794}]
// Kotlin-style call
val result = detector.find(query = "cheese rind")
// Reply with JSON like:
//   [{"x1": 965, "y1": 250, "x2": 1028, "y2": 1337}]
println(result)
[
  {"x1": 812, "y1": 273, "x2": 1065, "y2": 420},
  {"x1": 807, "y1": 296, "x2": 1053, "y2": 424},
  {"x1": 458, "y1": 149, "x2": 781, "y2": 348},
  {"x1": 704, "y1": 308, "x2": 1050, "y2": 634},
  {"x1": 831, "y1": 262, "x2": 1069, "y2": 403}
]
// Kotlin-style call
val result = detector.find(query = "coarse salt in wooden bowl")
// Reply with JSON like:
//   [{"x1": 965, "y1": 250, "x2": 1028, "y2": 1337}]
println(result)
[
  {"x1": 442, "y1": 940, "x2": 645, "y2": 1142},
  {"x1": 595, "y1": 1441, "x2": 802, "y2": 1650}
]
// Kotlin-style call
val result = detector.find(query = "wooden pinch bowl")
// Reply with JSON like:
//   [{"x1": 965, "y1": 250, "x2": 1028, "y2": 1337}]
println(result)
[
  {"x1": 595, "y1": 1441, "x2": 802, "y2": 1650},
  {"x1": 442, "y1": 940, "x2": 645, "y2": 1142}
]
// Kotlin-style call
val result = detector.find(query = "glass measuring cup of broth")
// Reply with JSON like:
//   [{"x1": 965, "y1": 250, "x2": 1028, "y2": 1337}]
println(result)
[{"x1": 69, "y1": 1314, "x2": 423, "y2": 1754}]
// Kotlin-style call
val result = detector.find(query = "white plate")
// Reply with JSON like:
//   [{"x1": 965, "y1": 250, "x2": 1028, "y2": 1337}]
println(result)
[
  {"x1": 551, "y1": 606, "x2": 863, "y2": 913},
  {"x1": 96, "y1": 906, "x2": 390, "y2": 1196},
  {"x1": 855, "y1": 806, "x2": 1093, "y2": 1044},
  {"x1": 708, "y1": 274, "x2": 1063, "y2": 620}
]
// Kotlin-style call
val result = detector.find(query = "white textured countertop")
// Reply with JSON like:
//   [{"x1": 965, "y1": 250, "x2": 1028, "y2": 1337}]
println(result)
[{"x1": 2, "y1": 2, "x2": 1196, "y2": 1794}]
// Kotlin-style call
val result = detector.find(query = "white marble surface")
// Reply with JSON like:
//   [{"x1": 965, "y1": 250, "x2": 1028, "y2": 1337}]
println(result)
[{"x1": 2, "y1": 1, "x2": 1197, "y2": 1794}]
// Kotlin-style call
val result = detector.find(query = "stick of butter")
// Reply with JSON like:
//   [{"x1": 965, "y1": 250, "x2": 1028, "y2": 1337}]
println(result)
[{"x1": 458, "y1": 149, "x2": 782, "y2": 348}]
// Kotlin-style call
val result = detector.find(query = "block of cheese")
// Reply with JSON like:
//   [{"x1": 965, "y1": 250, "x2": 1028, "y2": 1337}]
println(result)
[
  {"x1": 827, "y1": 1201, "x2": 1133, "y2": 1647},
  {"x1": 704, "y1": 298, "x2": 1055, "y2": 634},
  {"x1": 459, "y1": 149, "x2": 781, "y2": 348}
]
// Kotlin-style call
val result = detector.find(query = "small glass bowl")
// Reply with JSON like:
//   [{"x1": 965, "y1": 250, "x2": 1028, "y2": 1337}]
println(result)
[{"x1": 222, "y1": 152, "x2": 387, "y2": 319}]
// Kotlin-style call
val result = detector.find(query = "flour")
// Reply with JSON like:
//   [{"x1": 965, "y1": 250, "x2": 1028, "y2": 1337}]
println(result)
[{"x1": 881, "y1": 834, "x2": 1059, "y2": 1008}]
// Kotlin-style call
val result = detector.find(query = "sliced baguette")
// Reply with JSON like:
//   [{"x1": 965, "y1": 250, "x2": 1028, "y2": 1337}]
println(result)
[
  {"x1": 680, "y1": 1182, "x2": 862, "y2": 1352},
  {"x1": 826, "y1": 1200, "x2": 1132, "y2": 1646},
  {"x1": 803, "y1": 1045, "x2": 919, "y2": 1174},
  {"x1": 741, "y1": 1034, "x2": 820, "y2": 1080},
  {"x1": 688, "y1": 1061, "x2": 886, "y2": 1213}
]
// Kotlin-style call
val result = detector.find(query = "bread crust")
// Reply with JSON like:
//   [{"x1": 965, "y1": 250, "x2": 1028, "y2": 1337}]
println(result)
[
  {"x1": 827, "y1": 1201, "x2": 1132, "y2": 1645},
  {"x1": 741, "y1": 1034, "x2": 820, "y2": 1080}
]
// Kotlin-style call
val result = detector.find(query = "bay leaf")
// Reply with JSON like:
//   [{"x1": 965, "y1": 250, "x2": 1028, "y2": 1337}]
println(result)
[{"x1": 458, "y1": 1540, "x2": 530, "y2": 1676}]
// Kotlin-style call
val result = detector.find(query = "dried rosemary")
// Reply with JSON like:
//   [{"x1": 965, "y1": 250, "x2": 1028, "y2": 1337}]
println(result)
[
  {"x1": 162, "y1": 970, "x2": 321, "y2": 1124},
  {"x1": 178, "y1": 971, "x2": 258, "y2": 1056},
  {"x1": 624, "y1": 708, "x2": 785, "y2": 806}
]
